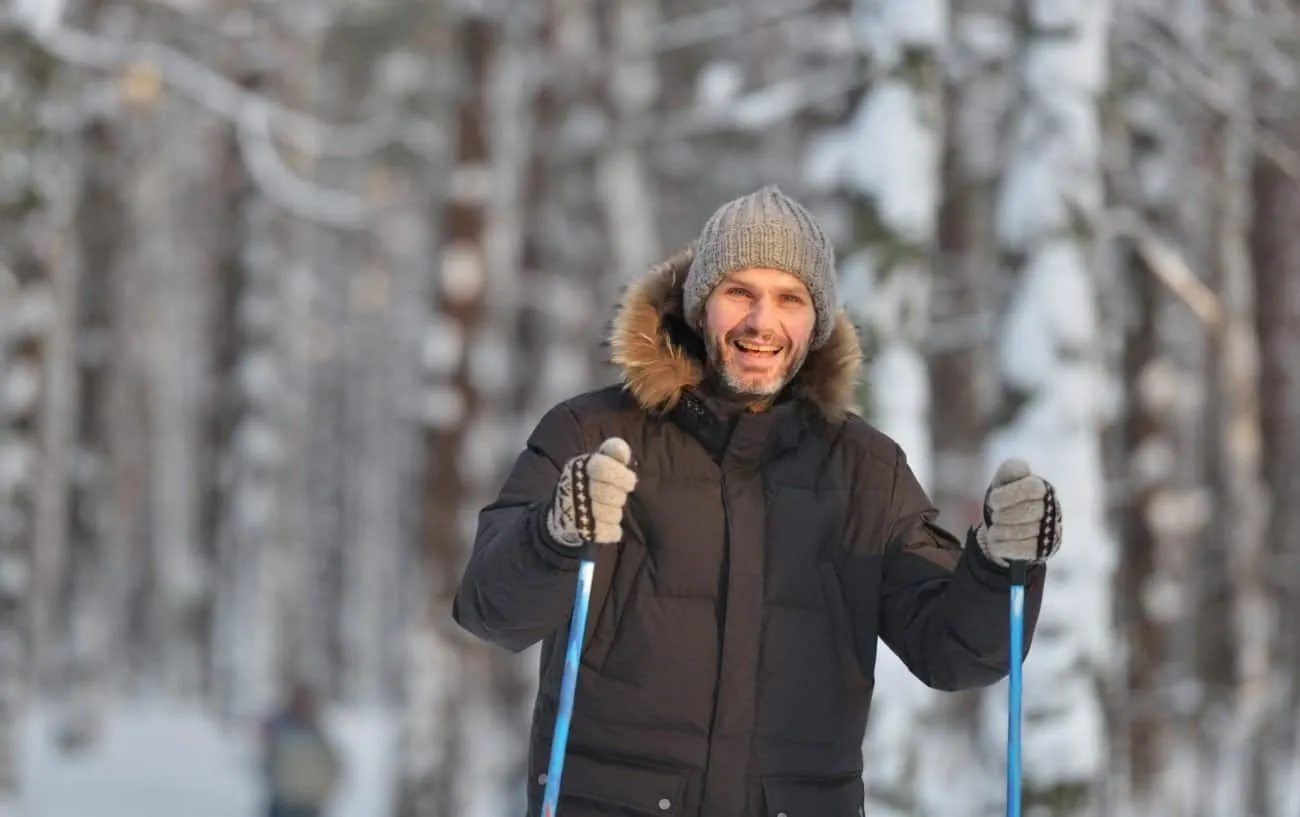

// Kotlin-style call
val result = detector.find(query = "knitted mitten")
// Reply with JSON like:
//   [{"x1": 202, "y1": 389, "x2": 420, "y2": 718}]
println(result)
[
  {"x1": 975, "y1": 458, "x2": 1062, "y2": 567},
  {"x1": 546, "y1": 438, "x2": 638, "y2": 547}
]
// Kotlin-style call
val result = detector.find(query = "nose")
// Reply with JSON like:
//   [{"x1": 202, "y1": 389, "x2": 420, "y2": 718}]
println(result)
[{"x1": 744, "y1": 296, "x2": 777, "y2": 332}]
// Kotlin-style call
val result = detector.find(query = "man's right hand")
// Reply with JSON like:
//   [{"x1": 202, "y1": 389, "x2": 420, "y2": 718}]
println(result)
[{"x1": 545, "y1": 437, "x2": 638, "y2": 548}]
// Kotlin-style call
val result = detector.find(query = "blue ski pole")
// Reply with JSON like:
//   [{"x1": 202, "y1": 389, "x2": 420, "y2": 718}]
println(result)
[
  {"x1": 1006, "y1": 560, "x2": 1027, "y2": 817},
  {"x1": 540, "y1": 543, "x2": 596, "y2": 817}
]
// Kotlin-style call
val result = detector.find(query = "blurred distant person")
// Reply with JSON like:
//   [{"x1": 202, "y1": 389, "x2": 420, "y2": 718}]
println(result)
[
  {"x1": 453, "y1": 185, "x2": 1064, "y2": 816},
  {"x1": 260, "y1": 681, "x2": 340, "y2": 817}
]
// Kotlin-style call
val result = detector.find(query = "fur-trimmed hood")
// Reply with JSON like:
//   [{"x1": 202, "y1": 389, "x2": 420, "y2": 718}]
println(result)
[{"x1": 607, "y1": 245, "x2": 864, "y2": 419}]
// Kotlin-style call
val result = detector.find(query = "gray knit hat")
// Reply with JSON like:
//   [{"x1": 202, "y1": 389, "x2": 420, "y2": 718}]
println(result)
[{"x1": 682, "y1": 185, "x2": 838, "y2": 349}]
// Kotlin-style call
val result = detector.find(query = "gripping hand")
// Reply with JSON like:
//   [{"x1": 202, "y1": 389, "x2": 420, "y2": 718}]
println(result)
[
  {"x1": 546, "y1": 438, "x2": 637, "y2": 548},
  {"x1": 975, "y1": 458, "x2": 1062, "y2": 567}
]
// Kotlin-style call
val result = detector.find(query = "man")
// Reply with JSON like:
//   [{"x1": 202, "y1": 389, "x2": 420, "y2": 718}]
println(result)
[{"x1": 453, "y1": 185, "x2": 1060, "y2": 817}]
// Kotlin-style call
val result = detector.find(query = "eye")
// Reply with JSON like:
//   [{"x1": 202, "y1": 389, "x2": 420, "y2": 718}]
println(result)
[
  {"x1": 780, "y1": 293, "x2": 804, "y2": 304},
  {"x1": 725, "y1": 286, "x2": 751, "y2": 298}
]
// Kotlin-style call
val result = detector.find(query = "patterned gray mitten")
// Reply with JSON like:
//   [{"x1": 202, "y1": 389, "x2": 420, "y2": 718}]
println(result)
[
  {"x1": 546, "y1": 438, "x2": 638, "y2": 547},
  {"x1": 975, "y1": 458, "x2": 1062, "y2": 567}
]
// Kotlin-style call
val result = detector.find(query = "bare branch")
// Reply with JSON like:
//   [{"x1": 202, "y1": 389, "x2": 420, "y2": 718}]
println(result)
[
  {"x1": 1136, "y1": 234, "x2": 1225, "y2": 331},
  {"x1": 1117, "y1": 14, "x2": 1300, "y2": 179}
]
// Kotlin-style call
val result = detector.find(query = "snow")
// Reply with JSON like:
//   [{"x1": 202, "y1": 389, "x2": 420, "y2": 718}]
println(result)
[
  {"x1": 729, "y1": 79, "x2": 808, "y2": 131},
  {"x1": 466, "y1": 328, "x2": 516, "y2": 397},
  {"x1": 421, "y1": 319, "x2": 464, "y2": 377},
  {"x1": 420, "y1": 384, "x2": 466, "y2": 428},
  {"x1": 695, "y1": 62, "x2": 744, "y2": 109},
  {"x1": 439, "y1": 242, "x2": 486, "y2": 303},
  {"x1": 952, "y1": 13, "x2": 1013, "y2": 66},
  {"x1": 9, "y1": 702, "x2": 399, "y2": 817},
  {"x1": 806, "y1": 82, "x2": 938, "y2": 243},
  {"x1": 871, "y1": 342, "x2": 932, "y2": 491},
  {"x1": 850, "y1": 0, "x2": 947, "y2": 66},
  {"x1": 11, "y1": 0, "x2": 65, "y2": 37}
]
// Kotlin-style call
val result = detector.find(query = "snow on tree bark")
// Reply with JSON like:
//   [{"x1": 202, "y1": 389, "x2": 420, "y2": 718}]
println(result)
[
  {"x1": 925, "y1": 0, "x2": 1016, "y2": 808},
  {"x1": 983, "y1": 0, "x2": 1114, "y2": 813},
  {"x1": 0, "y1": 23, "x2": 59, "y2": 795},
  {"x1": 802, "y1": 1, "x2": 957, "y2": 813},
  {"x1": 931, "y1": 0, "x2": 1011, "y2": 528},
  {"x1": 402, "y1": 5, "x2": 536, "y2": 815},
  {"x1": 117, "y1": 94, "x2": 214, "y2": 699},
  {"x1": 597, "y1": 0, "x2": 661, "y2": 292}
]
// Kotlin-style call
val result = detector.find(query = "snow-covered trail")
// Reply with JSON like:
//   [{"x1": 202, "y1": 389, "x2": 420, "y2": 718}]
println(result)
[{"x1": 9, "y1": 703, "x2": 398, "y2": 817}]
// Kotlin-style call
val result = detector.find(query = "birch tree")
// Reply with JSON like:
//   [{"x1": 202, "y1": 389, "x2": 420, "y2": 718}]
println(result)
[{"x1": 983, "y1": 0, "x2": 1113, "y2": 813}]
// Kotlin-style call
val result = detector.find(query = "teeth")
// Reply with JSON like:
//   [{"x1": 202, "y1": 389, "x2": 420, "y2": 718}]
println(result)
[{"x1": 736, "y1": 341, "x2": 780, "y2": 353}]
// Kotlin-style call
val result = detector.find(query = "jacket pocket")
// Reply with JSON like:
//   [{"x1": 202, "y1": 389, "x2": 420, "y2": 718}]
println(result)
[
  {"x1": 544, "y1": 752, "x2": 690, "y2": 815},
  {"x1": 762, "y1": 775, "x2": 865, "y2": 817},
  {"x1": 819, "y1": 563, "x2": 872, "y2": 694}
]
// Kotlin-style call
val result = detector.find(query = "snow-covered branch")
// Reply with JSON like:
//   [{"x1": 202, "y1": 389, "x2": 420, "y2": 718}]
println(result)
[
  {"x1": 553, "y1": 62, "x2": 869, "y2": 166},
  {"x1": 12, "y1": 20, "x2": 409, "y2": 160},
  {"x1": 651, "y1": 0, "x2": 824, "y2": 54},
  {"x1": 236, "y1": 110, "x2": 376, "y2": 230}
]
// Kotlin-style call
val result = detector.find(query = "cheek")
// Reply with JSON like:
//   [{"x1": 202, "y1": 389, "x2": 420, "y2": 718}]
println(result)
[
  {"x1": 785, "y1": 310, "x2": 816, "y2": 347},
  {"x1": 704, "y1": 304, "x2": 742, "y2": 338}
]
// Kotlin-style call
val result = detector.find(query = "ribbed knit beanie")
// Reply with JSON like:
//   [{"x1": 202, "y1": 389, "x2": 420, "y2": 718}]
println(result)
[{"x1": 682, "y1": 185, "x2": 838, "y2": 349}]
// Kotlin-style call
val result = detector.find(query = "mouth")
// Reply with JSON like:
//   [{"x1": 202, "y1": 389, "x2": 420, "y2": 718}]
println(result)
[{"x1": 731, "y1": 339, "x2": 783, "y2": 360}]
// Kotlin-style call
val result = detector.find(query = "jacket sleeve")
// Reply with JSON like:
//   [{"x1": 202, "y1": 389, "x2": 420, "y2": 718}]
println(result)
[
  {"x1": 450, "y1": 402, "x2": 590, "y2": 653},
  {"x1": 872, "y1": 445, "x2": 1046, "y2": 691}
]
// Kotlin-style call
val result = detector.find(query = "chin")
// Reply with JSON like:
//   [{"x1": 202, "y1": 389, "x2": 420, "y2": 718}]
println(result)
[{"x1": 721, "y1": 367, "x2": 787, "y2": 398}]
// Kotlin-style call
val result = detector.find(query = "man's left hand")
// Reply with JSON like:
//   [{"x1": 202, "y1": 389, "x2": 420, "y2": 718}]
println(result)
[{"x1": 975, "y1": 458, "x2": 1062, "y2": 567}]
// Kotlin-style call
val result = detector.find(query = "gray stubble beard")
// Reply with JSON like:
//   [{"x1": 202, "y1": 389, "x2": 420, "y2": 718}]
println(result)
[{"x1": 704, "y1": 332, "x2": 808, "y2": 401}]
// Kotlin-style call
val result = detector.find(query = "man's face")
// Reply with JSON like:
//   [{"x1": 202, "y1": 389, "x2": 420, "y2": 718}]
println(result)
[{"x1": 701, "y1": 267, "x2": 816, "y2": 399}]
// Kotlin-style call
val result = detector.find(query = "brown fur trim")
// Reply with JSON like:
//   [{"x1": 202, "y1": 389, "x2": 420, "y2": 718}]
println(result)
[{"x1": 607, "y1": 244, "x2": 864, "y2": 419}]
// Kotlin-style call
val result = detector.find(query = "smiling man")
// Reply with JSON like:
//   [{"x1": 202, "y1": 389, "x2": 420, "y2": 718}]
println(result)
[{"x1": 453, "y1": 185, "x2": 1063, "y2": 817}]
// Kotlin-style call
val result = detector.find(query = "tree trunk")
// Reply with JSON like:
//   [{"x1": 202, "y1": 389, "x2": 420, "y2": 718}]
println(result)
[
  {"x1": 927, "y1": 0, "x2": 1016, "y2": 809},
  {"x1": 1109, "y1": 19, "x2": 1204, "y2": 812},
  {"x1": 401, "y1": 6, "x2": 535, "y2": 815},
  {"x1": 0, "y1": 24, "x2": 60, "y2": 796},
  {"x1": 805, "y1": 0, "x2": 952, "y2": 813},
  {"x1": 53, "y1": 115, "x2": 122, "y2": 754},
  {"x1": 1196, "y1": 7, "x2": 1270, "y2": 810},
  {"x1": 985, "y1": 0, "x2": 1113, "y2": 813},
  {"x1": 1249, "y1": 111, "x2": 1300, "y2": 817}
]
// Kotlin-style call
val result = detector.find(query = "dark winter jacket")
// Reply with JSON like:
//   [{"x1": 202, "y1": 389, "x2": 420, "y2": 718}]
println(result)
[{"x1": 452, "y1": 246, "x2": 1046, "y2": 817}]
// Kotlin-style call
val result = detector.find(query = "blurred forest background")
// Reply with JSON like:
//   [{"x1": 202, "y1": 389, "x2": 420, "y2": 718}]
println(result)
[{"x1": 0, "y1": 0, "x2": 1297, "y2": 815}]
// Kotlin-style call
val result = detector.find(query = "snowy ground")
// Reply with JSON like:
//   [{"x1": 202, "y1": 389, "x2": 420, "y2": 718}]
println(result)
[{"x1": 9, "y1": 702, "x2": 399, "y2": 817}]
